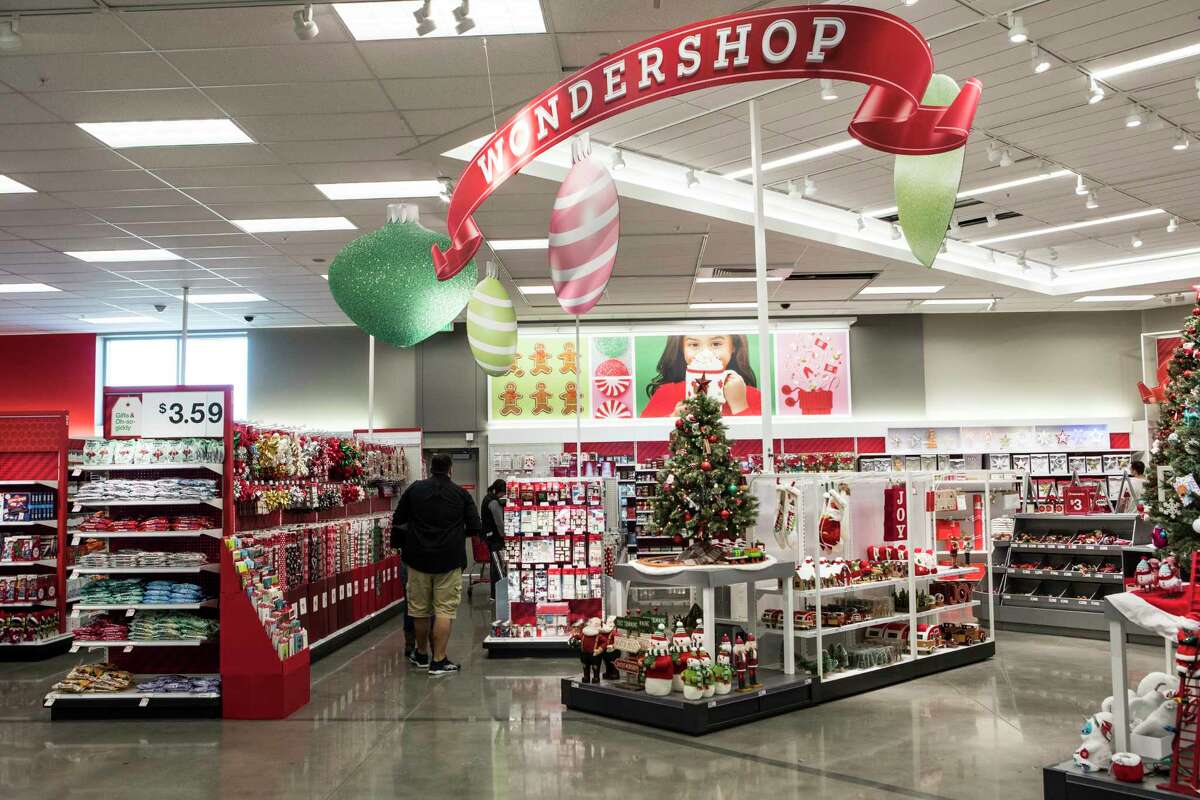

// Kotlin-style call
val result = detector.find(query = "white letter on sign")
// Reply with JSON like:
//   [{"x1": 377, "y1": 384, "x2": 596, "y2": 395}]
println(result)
[
  {"x1": 534, "y1": 97, "x2": 560, "y2": 142},
  {"x1": 807, "y1": 17, "x2": 845, "y2": 62},
  {"x1": 762, "y1": 19, "x2": 797, "y2": 64},
  {"x1": 714, "y1": 23, "x2": 752, "y2": 70},
  {"x1": 477, "y1": 140, "x2": 506, "y2": 184},
  {"x1": 603, "y1": 60, "x2": 627, "y2": 102},
  {"x1": 638, "y1": 47, "x2": 665, "y2": 89},
  {"x1": 568, "y1": 79, "x2": 593, "y2": 120},
  {"x1": 677, "y1": 33, "x2": 702, "y2": 77}
]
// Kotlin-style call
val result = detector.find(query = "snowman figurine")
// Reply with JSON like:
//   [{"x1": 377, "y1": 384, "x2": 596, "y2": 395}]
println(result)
[
  {"x1": 1158, "y1": 555, "x2": 1183, "y2": 596},
  {"x1": 1135, "y1": 557, "x2": 1157, "y2": 591}
]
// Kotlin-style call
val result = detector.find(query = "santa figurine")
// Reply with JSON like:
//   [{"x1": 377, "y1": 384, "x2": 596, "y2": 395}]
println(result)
[
  {"x1": 818, "y1": 485, "x2": 849, "y2": 550},
  {"x1": 1177, "y1": 627, "x2": 1200, "y2": 675},
  {"x1": 733, "y1": 635, "x2": 749, "y2": 691},
  {"x1": 1135, "y1": 557, "x2": 1157, "y2": 591},
  {"x1": 600, "y1": 616, "x2": 620, "y2": 680},
  {"x1": 642, "y1": 625, "x2": 675, "y2": 696},
  {"x1": 713, "y1": 634, "x2": 733, "y2": 695},
  {"x1": 1158, "y1": 555, "x2": 1183, "y2": 596},
  {"x1": 574, "y1": 617, "x2": 604, "y2": 683},
  {"x1": 746, "y1": 633, "x2": 761, "y2": 687}
]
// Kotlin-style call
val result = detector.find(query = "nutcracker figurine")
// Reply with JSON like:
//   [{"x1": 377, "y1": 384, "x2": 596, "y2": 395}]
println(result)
[
  {"x1": 746, "y1": 633, "x2": 761, "y2": 688},
  {"x1": 733, "y1": 634, "x2": 749, "y2": 692}
]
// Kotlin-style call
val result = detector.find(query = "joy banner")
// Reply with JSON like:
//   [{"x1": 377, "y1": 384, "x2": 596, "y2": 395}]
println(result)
[{"x1": 434, "y1": 5, "x2": 982, "y2": 279}]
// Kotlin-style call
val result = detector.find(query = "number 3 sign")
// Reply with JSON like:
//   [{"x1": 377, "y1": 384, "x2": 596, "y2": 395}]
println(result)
[
  {"x1": 142, "y1": 391, "x2": 226, "y2": 438},
  {"x1": 1062, "y1": 484, "x2": 1091, "y2": 516}
]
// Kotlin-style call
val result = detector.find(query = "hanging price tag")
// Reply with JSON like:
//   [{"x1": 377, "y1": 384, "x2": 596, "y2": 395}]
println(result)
[{"x1": 141, "y1": 391, "x2": 226, "y2": 438}]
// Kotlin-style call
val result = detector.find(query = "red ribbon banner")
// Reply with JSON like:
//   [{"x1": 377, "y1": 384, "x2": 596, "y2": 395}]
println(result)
[{"x1": 433, "y1": 5, "x2": 982, "y2": 280}]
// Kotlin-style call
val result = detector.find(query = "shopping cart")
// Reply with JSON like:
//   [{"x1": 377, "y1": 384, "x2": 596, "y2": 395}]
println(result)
[{"x1": 466, "y1": 535, "x2": 492, "y2": 599}]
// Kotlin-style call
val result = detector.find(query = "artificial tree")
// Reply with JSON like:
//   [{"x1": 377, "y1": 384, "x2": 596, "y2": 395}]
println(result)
[
  {"x1": 1145, "y1": 297, "x2": 1200, "y2": 560},
  {"x1": 651, "y1": 377, "x2": 759, "y2": 561}
]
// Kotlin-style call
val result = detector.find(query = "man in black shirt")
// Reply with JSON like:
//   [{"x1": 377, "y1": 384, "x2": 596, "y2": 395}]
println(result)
[{"x1": 394, "y1": 453, "x2": 481, "y2": 675}]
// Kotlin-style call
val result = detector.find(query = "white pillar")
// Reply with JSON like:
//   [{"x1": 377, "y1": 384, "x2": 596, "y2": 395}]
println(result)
[
  {"x1": 748, "y1": 99, "x2": 773, "y2": 469},
  {"x1": 368, "y1": 334, "x2": 376, "y2": 434},
  {"x1": 179, "y1": 286, "x2": 189, "y2": 384},
  {"x1": 575, "y1": 316, "x2": 582, "y2": 477}
]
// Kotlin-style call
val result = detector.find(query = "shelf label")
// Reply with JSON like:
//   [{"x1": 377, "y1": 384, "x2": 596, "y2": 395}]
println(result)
[
  {"x1": 141, "y1": 391, "x2": 226, "y2": 438},
  {"x1": 299, "y1": 598, "x2": 308, "y2": 615},
  {"x1": 139, "y1": 697, "x2": 150, "y2": 707}
]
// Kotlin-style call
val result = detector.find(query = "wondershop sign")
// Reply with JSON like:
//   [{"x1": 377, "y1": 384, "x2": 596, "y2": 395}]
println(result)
[{"x1": 434, "y1": 5, "x2": 982, "y2": 280}]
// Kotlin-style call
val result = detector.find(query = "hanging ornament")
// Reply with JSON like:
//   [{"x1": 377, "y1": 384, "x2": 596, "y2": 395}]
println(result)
[
  {"x1": 548, "y1": 136, "x2": 619, "y2": 315},
  {"x1": 1152, "y1": 525, "x2": 1168, "y2": 549},
  {"x1": 673, "y1": 533, "x2": 684, "y2": 545},
  {"x1": 708, "y1": 435, "x2": 718, "y2": 443},
  {"x1": 728, "y1": 484, "x2": 738, "y2": 494},
  {"x1": 700, "y1": 461, "x2": 713, "y2": 472},
  {"x1": 720, "y1": 509, "x2": 731, "y2": 520},
  {"x1": 1192, "y1": 517, "x2": 1200, "y2": 535},
  {"x1": 675, "y1": 418, "x2": 686, "y2": 429},
  {"x1": 329, "y1": 204, "x2": 475, "y2": 347},
  {"x1": 465, "y1": 270, "x2": 518, "y2": 375}
]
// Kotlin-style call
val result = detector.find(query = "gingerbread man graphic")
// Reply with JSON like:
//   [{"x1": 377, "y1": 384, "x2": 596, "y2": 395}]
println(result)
[
  {"x1": 529, "y1": 342, "x2": 552, "y2": 375},
  {"x1": 498, "y1": 383, "x2": 523, "y2": 416},
  {"x1": 507, "y1": 351, "x2": 525, "y2": 378},
  {"x1": 559, "y1": 382, "x2": 579, "y2": 415},
  {"x1": 558, "y1": 341, "x2": 578, "y2": 375},
  {"x1": 531, "y1": 382, "x2": 552, "y2": 415}
]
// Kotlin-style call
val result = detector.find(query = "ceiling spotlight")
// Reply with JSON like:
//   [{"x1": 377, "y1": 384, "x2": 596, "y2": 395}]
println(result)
[
  {"x1": 437, "y1": 176, "x2": 452, "y2": 203},
  {"x1": 1147, "y1": 114, "x2": 1165, "y2": 132},
  {"x1": 1031, "y1": 45, "x2": 1051, "y2": 73},
  {"x1": 1007, "y1": 13, "x2": 1028, "y2": 44},
  {"x1": 1074, "y1": 174, "x2": 1088, "y2": 196},
  {"x1": 820, "y1": 79, "x2": 838, "y2": 101},
  {"x1": 787, "y1": 179, "x2": 801, "y2": 198},
  {"x1": 902, "y1": 0, "x2": 918, "y2": 5},
  {"x1": 986, "y1": 141, "x2": 1000, "y2": 163},
  {"x1": 999, "y1": 148, "x2": 1014, "y2": 167},
  {"x1": 891, "y1": 223, "x2": 902, "y2": 240},
  {"x1": 1125, "y1": 106, "x2": 1144, "y2": 128},
  {"x1": 1169, "y1": 216, "x2": 1180, "y2": 233},
  {"x1": 293, "y1": 4, "x2": 318, "y2": 40},
  {"x1": 413, "y1": 0, "x2": 435, "y2": 35},
  {"x1": 986, "y1": 211, "x2": 998, "y2": 228},
  {"x1": 685, "y1": 168, "x2": 699, "y2": 189},
  {"x1": 611, "y1": 149, "x2": 626, "y2": 171},
  {"x1": 1088, "y1": 78, "x2": 1105, "y2": 104},
  {"x1": 0, "y1": 16, "x2": 19, "y2": 51},
  {"x1": 1017, "y1": 251, "x2": 1029, "y2": 271},
  {"x1": 856, "y1": 214, "x2": 866, "y2": 232},
  {"x1": 1131, "y1": 232, "x2": 1144, "y2": 248},
  {"x1": 804, "y1": 175, "x2": 816, "y2": 196},
  {"x1": 1047, "y1": 246, "x2": 1059, "y2": 261},
  {"x1": 1174, "y1": 132, "x2": 1191, "y2": 151},
  {"x1": 1086, "y1": 190, "x2": 1099, "y2": 209},
  {"x1": 453, "y1": 1, "x2": 475, "y2": 35}
]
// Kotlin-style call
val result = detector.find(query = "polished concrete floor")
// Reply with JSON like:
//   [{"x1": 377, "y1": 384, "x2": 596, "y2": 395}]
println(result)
[{"x1": 0, "y1": 593, "x2": 1165, "y2": 800}]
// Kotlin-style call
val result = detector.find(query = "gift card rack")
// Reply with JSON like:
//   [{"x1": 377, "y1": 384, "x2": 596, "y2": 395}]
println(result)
[{"x1": 0, "y1": 410, "x2": 71, "y2": 661}]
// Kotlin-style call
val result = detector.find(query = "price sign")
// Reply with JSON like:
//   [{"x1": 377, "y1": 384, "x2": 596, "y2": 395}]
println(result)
[
  {"x1": 142, "y1": 391, "x2": 226, "y2": 438},
  {"x1": 1062, "y1": 484, "x2": 1091, "y2": 516}
]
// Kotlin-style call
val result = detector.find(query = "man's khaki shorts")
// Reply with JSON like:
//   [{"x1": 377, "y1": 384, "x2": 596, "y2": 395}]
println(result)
[{"x1": 406, "y1": 567, "x2": 463, "y2": 619}]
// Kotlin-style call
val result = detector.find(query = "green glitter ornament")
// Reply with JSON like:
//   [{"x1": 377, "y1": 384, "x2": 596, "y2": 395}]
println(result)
[
  {"x1": 594, "y1": 336, "x2": 629, "y2": 358},
  {"x1": 328, "y1": 205, "x2": 476, "y2": 347}
]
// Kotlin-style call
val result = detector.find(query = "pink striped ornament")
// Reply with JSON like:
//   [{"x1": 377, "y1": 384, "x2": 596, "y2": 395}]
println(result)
[{"x1": 548, "y1": 156, "x2": 619, "y2": 315}]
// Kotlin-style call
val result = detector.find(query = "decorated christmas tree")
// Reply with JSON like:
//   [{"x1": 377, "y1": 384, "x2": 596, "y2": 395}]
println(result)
[
  {"x1": 651, "y1": 378, "x2": 758, "y2": 560},
  {"x1": 1146, "y1": 296, "x2": 1200, "y2": 560}
]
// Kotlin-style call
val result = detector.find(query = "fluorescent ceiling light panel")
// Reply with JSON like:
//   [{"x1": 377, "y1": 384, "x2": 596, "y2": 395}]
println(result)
[
  {"x1": 865, "y1": 170, "x2": 1073, "y2": 216},
  {"x1": 82, "y1": 315, "x2": 152, "y2": 324},
  {"x1": 1064, "y1": 246, "x2": 1200, "y2": 273},
  {"x1": 516, "y1": 284, "x2": 555, "y2": 295},
  {"x1": 490, "y1": 238, "x2": 549, "y2": 250},
  {"x1": 724, "y1": 139, "x2": 861, "y2": 179},
  {"x1": 314, "y1": 180, "x2": 445, "y2": 200},
  {"x1": 973, "y1": 208, "x2": 1165, "y2": 245},
  {"x1": 921, "y1": 298, "x2": 995, "y2": 305},
  {"x1": 1090, "y1": 41, "x2": 1200, "y2": 80},
  {"x1": 231, "y1": 217, "x2": 356, "y2": 233},
  {"x1": 0, "y1": 175, "x2": 35, "y2": 194},
  {"x1": 178, "y1": 292, "x2": 266, "y2": 304},
  {"x1": 65, "y1": 249, "x2": 181, "y2": 262},
  {"x1": 77, "y1": 119, "x2": 252, "y2": 148},
  {"x1": 690, "y1": 302, "x2": 760, "y2": 309},
  {"x1": 695, "y1": 276, "x2": 786, "y2": 284},
  {"x1": 0, "y1": 283, "x2": 59, "y2": 293},
  {"x1": 334, "y1": 1, "x2": 545, "y2": 40},
  {"x1": 1074, "y1": 295, "x2": 1154, "y2": 303},
  {"x1": 858, "y1": 285, "x2": 944, "y2": 295}
]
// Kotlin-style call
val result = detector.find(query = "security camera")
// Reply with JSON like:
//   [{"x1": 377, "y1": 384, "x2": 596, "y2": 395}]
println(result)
[
  {"x1": 780, "y1": 302, "x2": 792, "y2": 310},
  {"x1": 293, "y1": 5, "x2": 318, "y2": 40},
  {"x1": 153, "y1": 303, "x2": 166, "y2": 313},
  {"x1": 243, "y1": 315, "x2": 255, "y2": 323}
]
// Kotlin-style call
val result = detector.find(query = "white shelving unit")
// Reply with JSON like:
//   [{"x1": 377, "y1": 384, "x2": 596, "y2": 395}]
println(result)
[
  {"x1": 71, "y1": 498, "x2": 222, "y2": 509},
  {"x1": 73, "y1": 463, "x2": 223, "y2": 474}
]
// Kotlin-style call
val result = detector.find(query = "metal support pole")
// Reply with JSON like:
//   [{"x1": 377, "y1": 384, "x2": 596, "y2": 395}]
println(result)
[
  {"x1": 782, "y1": 575, "x2": 795, "y2": 675},
  {"x1": 368, "y1": 334, "x2": 376, "y2": 434},
  {"x1": 748, "y1": 99, "x2": 773, "y2": 470},
  {"x1": 575, "y1": 316, "x2": 582, "y2": 478},
  {"x1": 1109, "y1": 618, "x2": 1131, "y2": 753},
  {"x1": 179, "y1": 286, "x2": 189, "y2": 384}
]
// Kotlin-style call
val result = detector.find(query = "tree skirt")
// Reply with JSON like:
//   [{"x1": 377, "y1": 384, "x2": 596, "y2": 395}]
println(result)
[
  {"x1": 1108, "y1": 587, "x2": 1200, "y2": 639},
  {"x1": 627, "y1": 553, "x2": 778, "y2": 576}
]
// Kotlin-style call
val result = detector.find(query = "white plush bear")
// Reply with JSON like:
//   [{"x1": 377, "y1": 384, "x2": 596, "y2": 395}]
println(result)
[
  {"x1": 1132, "y1": 699, "x2": 1177, "y2": 738},
  {"x1": 1101, "y1": 690, "x2": 1137, "y2": 714},
  {"x1": 1074, "y1": 712, "x2": 1115, "y2": 772},
  {"x1": 1137, "y1": 671, "x2": 1179, "y2": 698}
]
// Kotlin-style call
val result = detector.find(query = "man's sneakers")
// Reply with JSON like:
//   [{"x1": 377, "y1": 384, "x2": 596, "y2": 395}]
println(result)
[
  {"x1": 408, "y1": 649, "x2": 430, "y2": 669},
  {"x1": 428, "y1": 658, "x2": 461, "y2": 676}
]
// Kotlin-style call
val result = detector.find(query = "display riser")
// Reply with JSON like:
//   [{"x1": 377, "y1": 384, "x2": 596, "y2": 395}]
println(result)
[
  {"x1": 980, "y1": 603, "x2": 1160, "y2": 646},
  {"x1": 484, "y1": 637, "x2": 575, "y2": 658},
  {"x1": 562, "y1": 668, "x2": 814, "y2": 735},
  {"x1": 815, "y1": 641, "x2": 993, "y2": 702},
  {"x1": 0, "y1": 635, "x2": 72, "y2": 662},
  {"x1": 1043, "y1": 761, "x2": 1183, "y2": 800},
  {"x1": 48, "y1": 695, "x2": 221, "y2": 721},
  {"x1": 310, "y1": 598, "x2": 404, "y2": 663}
]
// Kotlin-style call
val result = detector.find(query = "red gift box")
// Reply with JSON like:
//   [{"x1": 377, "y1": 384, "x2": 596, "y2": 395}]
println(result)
[{"x1": 797, "y1": 389, "x2": 833, "y2": 415}]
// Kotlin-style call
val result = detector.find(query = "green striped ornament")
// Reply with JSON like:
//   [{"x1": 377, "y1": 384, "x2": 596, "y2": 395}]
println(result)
[{"x1": 466, "y1": 276, "x2": 518, "y2": 376}]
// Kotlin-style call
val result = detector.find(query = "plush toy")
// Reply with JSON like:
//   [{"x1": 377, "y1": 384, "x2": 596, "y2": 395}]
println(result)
[
  {"x1": 1136, "y1": 671, "x2": 1179, "y2": 698},
  {"x1": 642, "y1": 625, "x2": 674, "y2": 697},
  {"x1": 670, "y1": 621, "x2": 691, "y2": 692},
  {"x1": 681, "y1": 657, "x2": 705, "y2": 701},
  {"x1": 818, "y1": 485, "x2": 850, "y2": 550},
  {"x1": 1177, "y1": 627, "x2": 1200, "y2": 675},
  {"x1": 1074, "y1": 712, "x2": 1115, "y2": 772},
  {"x1": 1159, "y1": 555, "x2": 1183, "y2": 596},
  {"x1": 1132, "y1": 699, "x2": 1177, "y2": 738},
  {"x1": 713, "y1": 634, "x2": 733, "y2": 695},
  {"x1": 1135, "y1": 557, "x2": 1157, "y2": 590}
]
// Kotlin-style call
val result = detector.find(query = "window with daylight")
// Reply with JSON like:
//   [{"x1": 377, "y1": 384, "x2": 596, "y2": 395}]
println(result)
[{"x1": 103, "y1": 334, "x2": 249, "y2": 419}]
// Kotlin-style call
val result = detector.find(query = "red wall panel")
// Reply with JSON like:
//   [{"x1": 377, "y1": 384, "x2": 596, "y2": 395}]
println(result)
[{"x1": 0, "y1": 334, "x2": 95, "y2": 436}]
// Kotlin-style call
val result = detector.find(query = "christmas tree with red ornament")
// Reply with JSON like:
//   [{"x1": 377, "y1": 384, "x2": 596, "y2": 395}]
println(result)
[
  {"x1": 1146, "y1": 295, "x2": 1200, "y2": 561},
  {"x1": 651, "y1": 377, "x2": 758, "y2": 561}
]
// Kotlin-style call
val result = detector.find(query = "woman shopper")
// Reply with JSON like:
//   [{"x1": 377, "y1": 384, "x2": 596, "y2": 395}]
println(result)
[{"x1": 480, "y1": 480, "x2": 507, "y2": 600}]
